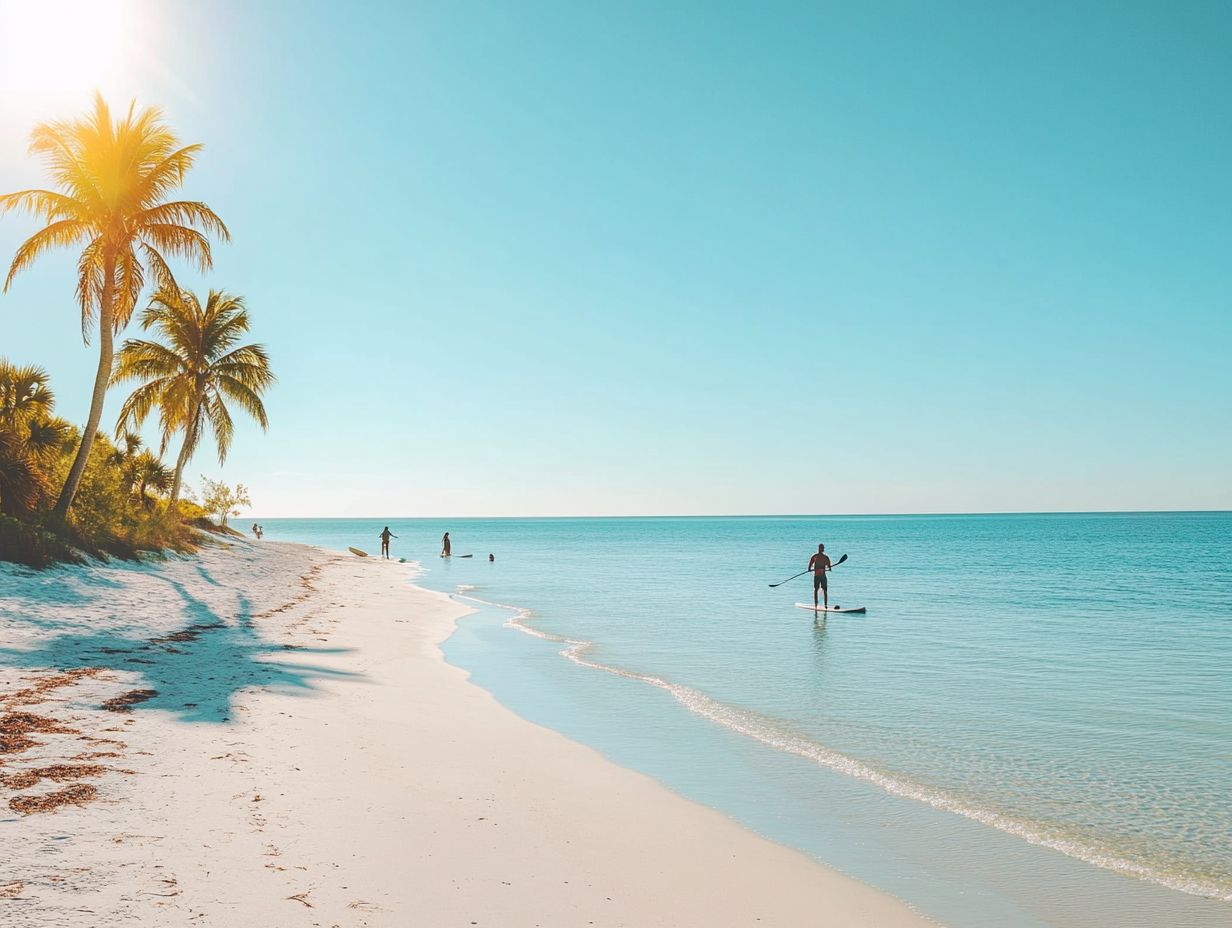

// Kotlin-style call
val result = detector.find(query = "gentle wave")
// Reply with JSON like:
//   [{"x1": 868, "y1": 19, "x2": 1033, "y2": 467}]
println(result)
[{"x1": 451, "y1": 587, "x2": 1232, "y2": 903}]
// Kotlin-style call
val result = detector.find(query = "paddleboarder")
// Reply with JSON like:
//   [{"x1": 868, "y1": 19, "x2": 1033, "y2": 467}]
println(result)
[
  {"x1": 379, "y1": 526, "x2": 397, "y2": 559},
  {"x1": 808, "y1": 543, "x2": 833, "y2": 609}
]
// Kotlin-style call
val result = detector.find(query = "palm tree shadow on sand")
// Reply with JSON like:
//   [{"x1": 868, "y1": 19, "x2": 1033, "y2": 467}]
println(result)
[{"x1": 0, "y1": 569, "x2": 360, "y2": 724}]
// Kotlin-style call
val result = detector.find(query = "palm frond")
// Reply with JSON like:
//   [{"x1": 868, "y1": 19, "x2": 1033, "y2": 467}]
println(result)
[
  {"x1": 113, "y1": 339, "x2": 188, "y2": 382},
  {"x1": 135, "y1": 200, "x2": 229, "y2": 241},
  {"x1": 114, "y1": 247, "x2": 146, "y2": 330},
  {"x1": 0, "y1": 360, "x2": 55, "y2": 427},
  {"x1": 26, "y1": 417, "x2": 69, "y2": 461},
  {"x1": 4, "y1": 219, "x2": 90, "y2": 291},
  {"x1": 139, "y1": 223, "x2": 212, "y2": 271},
  {"x1": 215, "y1": 375, "x2": 270, "y2": 430},
  {"x1": 140, "y1": 243, "x2": 178, "y2": 294},
  {"x1": 74, "y1": 238, "x2": 105, "y2": 342},
  {"x1": 132, "y1": 144, "x2": 200, "y2": 205},
  {"x1": 113, "y1": 378, "x2": 169, "y2": 434},
  {"x1": 204, "y1": 393, "x2": 234, "y2": 463},
  {"x1": 0, "y1": 189, "x2": 87, "y2": 222}
]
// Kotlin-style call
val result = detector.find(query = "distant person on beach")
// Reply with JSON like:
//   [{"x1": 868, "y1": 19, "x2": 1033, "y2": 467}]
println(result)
[
  {"x1": 379, "y1": 526, "x2": 397, "y2": 559},
  {"x1": 808, "y1": 543, "x2": 832, "y2": 609},
  {"x1": 441, "y1": 532, "x2": 451, "y2": 557},
  {"x1": 257, "y1": 525, "x2": 264, "y2": 539},
  {"x1": 252, "y1": 523, "x2": 259, "y2": 538}
]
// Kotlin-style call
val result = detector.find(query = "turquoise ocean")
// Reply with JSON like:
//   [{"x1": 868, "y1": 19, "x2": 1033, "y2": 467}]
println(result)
[{"x1": 258, "y1": 513, "x2": 1232, "y2": 927}]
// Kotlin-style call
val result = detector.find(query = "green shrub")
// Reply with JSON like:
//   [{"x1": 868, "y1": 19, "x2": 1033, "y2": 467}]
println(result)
[{"x1": 0, "y1": 515, "x2": 80, "y2": 568}]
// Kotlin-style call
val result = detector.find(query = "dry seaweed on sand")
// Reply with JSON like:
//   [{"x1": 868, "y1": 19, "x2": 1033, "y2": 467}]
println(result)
[
  {"x1": 10, "y1": 783, "x2": 97, "y2": 814},
  {"x1": 0, "y1": 711, "x2": 79, "y2": 754},
  {"x1": 1, "y1": 763, "x2": 106, "y2": 790},
  {"x1": 0, "y1": 732, "x2": 38, "y2": 755},
  {"x1": 4, "y1": 668, "x2": 102, "y2": 706},
  {"x1": 0, "y1": 711, "x2": 79, "y2": 735}
]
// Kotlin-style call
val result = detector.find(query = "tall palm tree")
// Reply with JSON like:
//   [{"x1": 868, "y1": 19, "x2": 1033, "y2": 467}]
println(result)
[
  {"x1": 0, "y1": 93, "x2": 229, "y2": 521},
  {"x1": 113, "y1": 287, "x2": 273, "y2": 503},
  {"x1": 0, "y1": 360, "x2": 68, "y2": 518}
]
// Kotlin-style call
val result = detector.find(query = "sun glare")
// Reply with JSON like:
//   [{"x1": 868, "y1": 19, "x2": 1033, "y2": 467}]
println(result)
[{"x1": 0, "y1": 0, "x2": 140, "y2": 118}]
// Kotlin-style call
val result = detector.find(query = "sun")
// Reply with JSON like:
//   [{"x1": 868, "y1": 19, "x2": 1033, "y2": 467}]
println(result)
[{"x1": 0, "y1": 0, "x2": 140, "y2": 118}]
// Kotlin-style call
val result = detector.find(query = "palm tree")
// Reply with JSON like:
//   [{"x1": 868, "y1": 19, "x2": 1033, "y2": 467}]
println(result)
[
  {"x1": 111, "y1": 432, "x2": 172, "y2": 510},
  {"x1": 0, "y1": 93, "x2": 229, "y2": 521},
  {"x1": 113, "y1": 287, "x2": 273, "y2": 503},
  {"x1": 0, "y1": 360, "x2": 69, "y2": 518},
  {"x1": 131, "y1": 451, "x2": 172, "y2": 509}
]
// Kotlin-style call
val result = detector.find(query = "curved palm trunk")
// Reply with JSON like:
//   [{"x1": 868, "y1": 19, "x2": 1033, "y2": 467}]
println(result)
[
  {"x1": 52, "y1": 264, "x2": 116, "y2": 522},
  {"x1": 168, "y1": 428, "x2": 193, "y2": 505},
  {"x1": 168, "y1": 390, "x2": 205, "y2": 505}
]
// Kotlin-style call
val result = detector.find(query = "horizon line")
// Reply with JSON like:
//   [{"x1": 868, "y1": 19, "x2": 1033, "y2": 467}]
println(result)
[{"x1": 246, "y1": 508, "x2": 1232, "y2": 520}]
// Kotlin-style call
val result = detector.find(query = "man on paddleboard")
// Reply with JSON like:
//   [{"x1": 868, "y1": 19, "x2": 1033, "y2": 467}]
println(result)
[{"x1": 808, "y1": 543, "x2": 832, "y2": 609}]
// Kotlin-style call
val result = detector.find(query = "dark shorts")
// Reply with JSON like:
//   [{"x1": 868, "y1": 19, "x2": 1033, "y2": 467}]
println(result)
[{"x1": 813, "y1": 571, "x2": 828, "y2": 591}]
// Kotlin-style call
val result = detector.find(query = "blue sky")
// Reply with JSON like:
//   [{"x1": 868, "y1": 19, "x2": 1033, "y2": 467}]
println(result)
[{"x1": 1, "y1": 1, "x2": 1229, "y2": 516}]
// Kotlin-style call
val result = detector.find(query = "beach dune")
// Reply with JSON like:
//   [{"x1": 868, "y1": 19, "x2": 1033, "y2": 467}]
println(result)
[{"x1": 0, "y1": 541, "x2": 934, "y2": 926}]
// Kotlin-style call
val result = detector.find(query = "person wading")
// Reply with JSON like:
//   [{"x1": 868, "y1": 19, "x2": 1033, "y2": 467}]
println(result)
[
  {"x1": 808, "y1": 543, "x2": 833, "y2": 609},
  {"x1": 441, "y1": 532, "x2": 451, "y2": 557},
  {"x1": 379, "y1": 526, "x2": 397, "y2": 560}
]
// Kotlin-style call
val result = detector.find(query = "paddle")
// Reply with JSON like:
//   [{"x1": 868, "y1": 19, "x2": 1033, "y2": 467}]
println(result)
[{"x1": 768, "y1": 553, "x2": 848, "y2": 588}]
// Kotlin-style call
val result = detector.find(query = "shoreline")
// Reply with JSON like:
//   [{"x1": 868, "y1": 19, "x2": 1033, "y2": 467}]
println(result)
[
  {"x1": 1, "y1": 539, "x2": 936, "y2": 926},
  {"x1": 447, "y1": 589, "x2": 1230, "y2": 905}
]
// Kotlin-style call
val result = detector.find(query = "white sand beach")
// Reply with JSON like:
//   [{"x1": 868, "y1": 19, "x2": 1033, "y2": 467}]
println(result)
[{"x1": 0, "y1": 540, "x2": 935, "y2": 927}]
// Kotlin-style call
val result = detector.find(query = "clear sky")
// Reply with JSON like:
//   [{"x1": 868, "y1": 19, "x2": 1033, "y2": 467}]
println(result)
[{"x1": 1, "y1": 0, "x2": 1229, "y2": 517}]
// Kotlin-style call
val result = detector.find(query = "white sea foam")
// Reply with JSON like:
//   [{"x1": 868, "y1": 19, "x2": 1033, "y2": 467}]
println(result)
[{"x1": 450, "y1": 590, "x2": 1232, "y2": 903}]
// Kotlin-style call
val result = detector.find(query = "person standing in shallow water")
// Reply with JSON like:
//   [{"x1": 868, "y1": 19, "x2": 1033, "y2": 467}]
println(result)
[
  {"x1": 441, "y1": 532, "x2": 451, "y2": 557},
  {"x1": 379, "y1": 526, "x2": 397, "y2": 559},
  {"x1": 808, "y1": 543, "x2": 832, "y2": 609}
]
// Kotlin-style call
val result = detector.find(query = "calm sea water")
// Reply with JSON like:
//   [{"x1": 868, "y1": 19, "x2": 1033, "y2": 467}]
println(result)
[{"x1": 259, "y1": 513, "x2": 1232, "y2": 927}]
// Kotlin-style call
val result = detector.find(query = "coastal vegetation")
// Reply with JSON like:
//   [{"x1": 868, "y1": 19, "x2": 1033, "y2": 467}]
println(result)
[
  {"x1": 199, "y1": 477, "x2": 252, "y2": 527},
  {"x1": 0, "y1": 95, "x2": 269, "y2": 567},
  {"x1": 0, "y1": 360, "x2": 206, "y2": 566}
]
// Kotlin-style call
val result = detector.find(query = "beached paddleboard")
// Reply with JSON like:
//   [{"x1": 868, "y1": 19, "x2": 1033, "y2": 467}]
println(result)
[
  {"x1": 795, "y1": 603, "x2": 866, "y2": 614},
  {"x1": 348, "y1": 546, "x2": 369, "y2": 558}
]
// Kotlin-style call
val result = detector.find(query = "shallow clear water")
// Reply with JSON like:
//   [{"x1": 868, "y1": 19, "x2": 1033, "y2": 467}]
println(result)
[{"x1": 259, "y1": 513, "x2": 1232, "y2": 926}]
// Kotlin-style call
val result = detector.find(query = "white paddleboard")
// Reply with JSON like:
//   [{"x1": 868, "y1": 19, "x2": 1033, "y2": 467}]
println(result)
[
  {"x1": 796, "y1": 603, "x2": 866, "y2": 614},
  {"x1": 349, "y1": 546, "x2": 369, "y2": 558}
]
